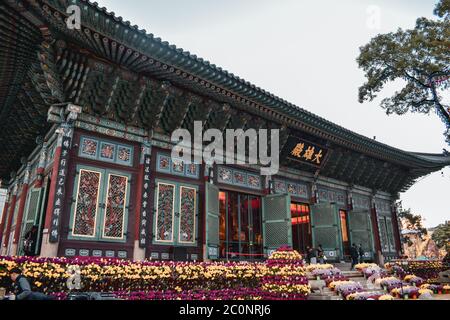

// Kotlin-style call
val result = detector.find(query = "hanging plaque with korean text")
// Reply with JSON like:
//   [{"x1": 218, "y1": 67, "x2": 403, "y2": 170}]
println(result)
[{"x1": 285, "y1": 137, "x2": 328, "y2": 167}]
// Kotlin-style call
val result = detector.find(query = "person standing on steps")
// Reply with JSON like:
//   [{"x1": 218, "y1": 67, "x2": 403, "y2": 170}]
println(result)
[
  {"x1": 350, "y1": 244, "x2": 359, "y2": 270},
  {"x1": 317, "y1": 244, "x2": 325, "y2": 264},
  {"x1": 306, "y1": 246, "x2": 317, "y2": 264},
  {"x1": 23, "y1": 226, "x2": 38, "y2": 257},
  {"x1": 305, "y1": 246, "x2": 312, "y2": 264},
  {"x1": 358, "y1": 244, "x2": 365, "y2": 263}
]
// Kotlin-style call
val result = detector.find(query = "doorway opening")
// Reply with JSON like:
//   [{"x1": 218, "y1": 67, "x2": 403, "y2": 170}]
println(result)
[
  {"x1": 339, "y1": 209, "x2": 350, "y2": 258},
  {"x1": 291, "y1": 202, "x2": 312, "y2": 255},
  {"x1": 219, "y1": 191, "x2": 263, "y2": 261}
]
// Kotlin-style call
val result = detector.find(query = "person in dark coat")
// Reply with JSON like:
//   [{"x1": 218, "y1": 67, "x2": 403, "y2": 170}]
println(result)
[
  {"x1": 317, "y1": 244, "x2": 325, "y2": 264},
  {"x1": 23, "y1": 226, "x2": 38, "y2": 256},
  {"x1": 309, "y1": 246, "x2": 317, "y2": 264},
  {"x1": 9, "y1": 268, "x2": 54, "y2": 300},
  {"x1": 305, "y1": 246, "x2": 312, "y2": 264},
  {"x1": 350, "y1": 244, "x2": 359, "y2": 270},
  {"x1": 358, "y1": 244, "x2": 365, "y2": 263}
]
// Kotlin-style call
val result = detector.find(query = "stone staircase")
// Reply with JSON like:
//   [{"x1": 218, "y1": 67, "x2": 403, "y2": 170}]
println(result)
[
  {"x1": 308, "y1": 286, "x2": 344, "y2": 300},
  {"x1": 308, "y1": 264, "x2": 386, "y2": 300}
]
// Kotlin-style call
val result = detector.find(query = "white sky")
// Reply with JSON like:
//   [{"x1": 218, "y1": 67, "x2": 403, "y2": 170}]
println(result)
[{"x1": 97, "y1": 0, "x2": 449, "y2": 227}]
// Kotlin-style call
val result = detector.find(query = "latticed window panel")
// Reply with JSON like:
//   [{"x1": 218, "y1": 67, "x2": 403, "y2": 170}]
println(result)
[
  {"x1": 206, "y1": 183, "x2": 220, "y2": 247},
  {"x1": 262, "y1": 195, "x2": 291, "y2": 250},
  {"x1": 313, "y1": 205, "x2": 335, "y2": 226},
  {"x1": 351, "y1": 230, "x2": 372, "y2": 251},
  {"x1": 349, "y1": 211, "x2": 369, "y2": 230},
  {"x1": 72, "y1": 169, "x2": 101, "y2": 237},
  {"x1": 314, "y1": 227, "x2": 339, "y2": 249},
  {"x1": 349, "y1": 210, "x2": 373, "y2": 251},
  {"x1": 310, "y1": 204, "x2": 341, "y2": 252},
  {"x1": 348, "y1": 210, "x2": 373, "y2": 251},
  {"x1": 103, "y1": 174, "x2": 128, "y2": 239},
  {"x1": 207, "y1": 184, "x2": 219, "y2": 215},
  {"x1": 26, "y1": 191, "x2": 40, "y2": 223},
  {"x1": 378, "y1": 218, "x2": 389, "y2": 252},
  {"x1": 178, "y1": 187, "x2": 196, "y2": 243},
  {"x1": 155, "y1": 183, "x2": 175, "y2": 242},
  {"x1": 207, "y1": 214, "x2": 220, "y2": 246},
  {"x1": 264, "y1": 221, "x2": 290, "y2": 248},
  {"x1": 385, "y1": 217, "x2": 396, "y2": 252},
  {"x1": 19, "y1": 190, "x2": 41, "y2": 244},
  {"x1": 22, "y1": 223, "x2": 35, "y2": 240},
  {"x1": 264, "y1": 196, "x2": 287, "y2": 221}
]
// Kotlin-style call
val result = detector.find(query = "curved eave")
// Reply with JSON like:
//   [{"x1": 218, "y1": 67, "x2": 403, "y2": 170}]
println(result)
[
  {"x1": 11, "y1": 0, "x2": 450, "y2": 176},
  {"x1": 409, "y1": 152, "x2": 450, "y2": 167}
]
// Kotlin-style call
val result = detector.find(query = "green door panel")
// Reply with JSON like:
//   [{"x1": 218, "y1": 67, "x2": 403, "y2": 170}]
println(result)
[
  {"x1": 310, "y1": 203, "x2": 342, "y2": 260},
  {"x1": 385, "y1": 217, "x2": 396, "y2": 253},
  {"x1": 18, "y1": 188, "x2": 44, "y2": 255},
  {"x1": 262, "y1": 193, "x2": 292, "y2": 255},
  {"x1": 348, "y1": 209, "x2": 374, "y2": 260},
  {"x1": 205, "y1": 182, "x2": 220, "y2": 259},
  {"x1": 68, "y1": 165, "x2": 131, "y2": 243},
  {"x1": 378, "y1": 217, "x2": 389, "y2": 253},
  {"x1": 153, "y1": 179, "x2": 199, "y2": 247}
]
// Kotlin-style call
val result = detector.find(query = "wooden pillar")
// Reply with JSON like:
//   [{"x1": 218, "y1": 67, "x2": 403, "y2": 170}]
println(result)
[
  {"x1": 34, "y1": 143, "x2": 48, "y2": 188},
  {"x1": 391, "y1": 202, "x2": 402, "y2": 257},
  {"x1": 12, "y1": 164, "x2": 32, "y2": 252},
  {"x1": 2, "y1": 185, "x2": 18, "y2": 255},
  {"x1": 264, "y1": 175, "x2": 272, "y2": 195},
  {"x1": 369, "y1": 196, "x2": 382, "y2": 265},
  {"x1": 133, "y1": 142, "x2": 151, "y2": 261},
  {"x1": 0, "y1": 192, "x2": 11, "y2": 245},
  {"x1": 41, "y1": 104, "x2": 81, "y2": 257},
  {"x1": 43, "y1": 144, "x2": 61, "y2": 231},
  {"x1": 310, "y1": 181, "x2": 318, "y2": 204},
  {"x1": 347, "y1": 188, "x2": 354, "y2": 212},
  {"x1": 40, "y1": 127, "x2": 71, "y2": 257},
  {"x1": 202, "y1": 163, "x2": 212, "y2": 262}
]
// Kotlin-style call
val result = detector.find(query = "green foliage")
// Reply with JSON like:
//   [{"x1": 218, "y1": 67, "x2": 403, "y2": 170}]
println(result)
[
  {"x1": 434, "y1": 0, "x2": 450, "y2": 18},
  {"x1": 431, "y1": 222, "x2": 450, "y2": 249},
  {"x1": 397, "y1": 205, "x2": 428, "y2": 246},
  {"x1": 357, "y1": 0, "x2": 449, "y2": 142}
]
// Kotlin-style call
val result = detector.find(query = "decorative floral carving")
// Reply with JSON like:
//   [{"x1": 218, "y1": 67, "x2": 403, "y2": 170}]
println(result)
[
  {"x1": 179, "y1": 187, "x2": 196, "y2": 243},
  {"x1": 100, "y1": 142, "x2": 115, "y2": 160},
  {"x1": 81, "y1": 138, "x2": 98, "y2": 157},
  {"x1": 73, "y1": 170, "x2": 101, "y2": 237},
  {"x1": 156, "y1": 183, "x2": 175, "y2": 241},
  {"x1": 103, "y1": 174, "x2": 128, "y2": 239}
]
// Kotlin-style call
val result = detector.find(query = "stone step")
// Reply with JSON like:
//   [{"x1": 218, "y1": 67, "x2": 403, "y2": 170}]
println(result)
[
  {"x1": 308, "y1": 294, "x2": 343, "y2": 301},
  {"x1": 341, "y1": 271, "x2": 363, "y2": 278},
  {"x1": 333, "y1": 262, "x2": 352, "y2": 271},
  {"x1": 308, "y1": 270, "x2": 393, "y2": 300}
]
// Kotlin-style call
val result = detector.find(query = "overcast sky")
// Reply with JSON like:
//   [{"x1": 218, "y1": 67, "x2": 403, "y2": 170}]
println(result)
[{"x1": 97, "y1": 0, "x2": 449, "y2": 227}]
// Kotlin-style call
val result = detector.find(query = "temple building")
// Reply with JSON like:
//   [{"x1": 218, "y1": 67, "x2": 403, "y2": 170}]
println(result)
[{"x1": 0, "y1": 0, "x2": 449, "y2": 263}]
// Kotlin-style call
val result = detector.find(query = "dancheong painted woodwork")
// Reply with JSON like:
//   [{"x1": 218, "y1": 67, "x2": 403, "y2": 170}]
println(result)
[{"x1": 0, "y1": 0, "x2": 449, "y2": 262}]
